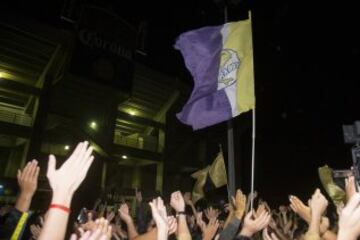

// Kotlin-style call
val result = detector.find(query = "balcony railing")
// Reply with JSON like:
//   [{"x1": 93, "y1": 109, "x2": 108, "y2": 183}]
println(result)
[
  {"x1": 114, "y1": 133, "x2": 160, "y2": 152},
  {"x1": 0, "y1": 110, "x2": 32, "y2": 126}
]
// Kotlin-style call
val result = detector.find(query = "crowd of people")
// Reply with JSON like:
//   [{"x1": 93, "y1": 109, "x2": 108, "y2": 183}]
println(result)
[{"x1": 1, "y1": 141, "x2": 360, "y2": 240}]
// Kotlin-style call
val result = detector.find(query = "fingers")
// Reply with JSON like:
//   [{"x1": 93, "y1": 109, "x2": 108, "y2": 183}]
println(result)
[
  {"x1": 231, "y1": 196, "x2": 236, "y2": 206},
  {"x1": 17, "y1": 169, "x2": 21, "y2": 183},
  {"x1": 75, "y1": 144, "x2": 93, "y2": 172},
  {"x1": 28, "y1": 160, "x2": 38, "y2": 179},
  {"x1": 47, "y1": 155, "x2": 57, "y2": 178},
  {"x1": 167, "y1": 216, "x2": 178, "y2": 235},
  {"x1": 263, "y1": 228, "x2": 271, "y2": 240},
  {"x1": 271, "y1": 232, "x2": 280, "y2": 240},
  {"x1": 70, "y1": 142, "x2": 85, "y2": 163},
  {"x1": 34, "y1": 165, "x2": 40, "y2": 181}
]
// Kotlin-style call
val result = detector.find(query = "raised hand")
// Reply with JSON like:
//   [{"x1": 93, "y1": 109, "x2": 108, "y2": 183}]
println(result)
[
  {"x1": 183, "y1": 192, "x2": 193, "y2": 206},
  {"x1": 38, "y1": 141, "x2": 95, "y2": 240},
  {"x1": 47, "y1": 141, "x2": 94, "y2": 206},
  {"x1": 319, "y1": 216, "x2": 330, "y2": 236},
  {"x1": 30, "y1": 224, "x2": 42, "y2": 239},
  {"x1": 170, "y1": 191, "x2": 186, "y2": 213},
  {"x1": 262, "y1": 228, "x2": 280, "y2": 240},
  {"x1": 309, "y1": 189, "x2": 328, "y2": 217},
  {"x1": 196, "y1": 212, "x2": 206, "y2": 232},
  {"x1": 306, "y1": 189, "x2": 328, "y2": 237},
  {"x1": 240, "y1": 210, "x2": 271, "y2": 237},
  {"x1": 232, "y1": 189, "x2": 246, "y2": 220},
  {"x1": 202, "y1": 219, "x2": 219, "y2": 240},
  {"x1": 17, "y1": 159, "x2": 40, "y2": 197},
  {"x1": 345, "y1": 176, "x2": 357, "y2": 202},
  {"x1": 118, "y1": 203, "x2": 132, "y2": 223},
  {"x1": 338, "y1": 193, "x2": 360, "y2": 240},
  {"x1": 149, "y1": 197, "x2": 168, "y2": 240},
  {"x1": 167, "y1": 216, "x2": 178, "y2": 235},
  {"x1": 205, "y1": 207, "x2": 220, "y2": 222},
  {"x1": 289, "y1": 195, "x2": 312, "y2": 223},
  {"x1": 106, "y1": 211, "x2": 115, "y2": 223},
  {"x1": 256, "y1": 203, "x2": 267, "y2": 218},
  {"x1": 15, "y1": 160, "x2": 40, "y2": 212}
]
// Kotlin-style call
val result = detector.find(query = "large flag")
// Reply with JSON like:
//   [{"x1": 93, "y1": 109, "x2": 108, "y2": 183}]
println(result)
[
  {"x1": 175, "y1": 14, "x2": 255, "y2": 130},
  {"x1": 191, "y1": 151, "x2": 227, "y2": 203}
]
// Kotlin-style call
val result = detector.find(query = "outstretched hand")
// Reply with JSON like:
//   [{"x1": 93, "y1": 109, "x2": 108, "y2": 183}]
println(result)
[
  {"x1": 345, "y1": 176, "x2": 357, "y2": 202},
  {"x1": 15, "y1": 159, "x2": 40, "y2": 212},
  {"x1": 205, "y1": 207, "x2": 220, "y2": 222},
  {"x1": 202, "y1": 219, "x2": 219, "y2": 240},
  {"x1": 289, "y1": 195, "x2": 312, "y2": 223},
  {"x1": 17, "y1": 159, "x2": 40, "y2": 197},
  {"x1": 118, "y1": 203, "x2": 132, "y2": 223},
  {"x1": 47, "y1": 141, "x2": 94, "y2": 206},
  {"x1": 240, "y1": 210, "x2": 271, "y2": 237},
  {"x1": 232, "y1": 189, "x2": 246, "y2": 220},
  {"x1": 170, "y1": 191, "x2": 185, "y2": 213},
  {"x1": 149, "y1": 197, "x2": 169, "y2": 240},
  {"x1": 309, "y1": 189, "x2": 328, "y2": 217},
  {"x1": 338, "y1": 193, "x2": 360, "y2": 240},
  {"x1": 262, "y1": 228, "x2": 280, "y2": 240}
]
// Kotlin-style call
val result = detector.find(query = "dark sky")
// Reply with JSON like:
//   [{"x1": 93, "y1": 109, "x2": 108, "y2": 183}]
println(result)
[{"x1": 4, "y1": 0, "x2": 360, "y2": 205}]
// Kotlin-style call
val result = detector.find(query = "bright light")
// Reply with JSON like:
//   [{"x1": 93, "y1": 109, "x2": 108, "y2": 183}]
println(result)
[
  {"x1": 122, "y1": 155, "x2": 128, "y2": 159},
  {"x1": 0, "y1": 72, "x2": 3, "y2": 78},
  {"x1": 64, "y1": 145, "x2": 70, "y2": 150},
  {"x1": 90, "y1": 121, "x2": 97, "y2": 129},
  {"x1": 0, "y1": 185, "x2": 3, "y2": 189},
  {"x1": 129, "y1": 110, "x2": 136, "y2": 116}
]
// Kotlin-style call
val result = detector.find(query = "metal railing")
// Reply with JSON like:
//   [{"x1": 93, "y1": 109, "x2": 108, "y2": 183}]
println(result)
[
  {"x1": 0, "y1": 110, "x2": 32, "y2": 126},
  {"x1": 114, "y1": 133, "x2": 160, "y2": 152}
]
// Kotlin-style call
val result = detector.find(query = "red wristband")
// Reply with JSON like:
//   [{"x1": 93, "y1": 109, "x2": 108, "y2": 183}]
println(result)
[{"x1": 49, "y1": 204, "x2": 71, "y2": 213}]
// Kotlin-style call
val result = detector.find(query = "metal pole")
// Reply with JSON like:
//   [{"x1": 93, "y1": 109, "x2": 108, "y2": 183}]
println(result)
[
  {"x1": 224, "y1": 4, "x2": 236, "y2": 198},
  {"x1": 227, "y1": 120, "x2": 236, "y2": 197}
]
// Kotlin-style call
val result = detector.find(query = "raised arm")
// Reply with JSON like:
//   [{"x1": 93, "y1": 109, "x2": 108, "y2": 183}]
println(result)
[
  {"x1": 170, "y1": 191, "x2": 191, "y2": 239},
  {"x1": 15, "y1": 160, "x2": 40, "y2": 212},
  {"x1": 38, "y1": 141, "x2": 94, "y2": 240},
  {"x1": 118, "y1": 203, "x2": 139, "y2": 240}
]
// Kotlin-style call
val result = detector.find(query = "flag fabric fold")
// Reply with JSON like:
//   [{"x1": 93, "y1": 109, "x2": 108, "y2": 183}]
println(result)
[
  {"x1": 175, "y1": 15, "x2": 255, "y2": 130},
  {"x1": 191, "y1": 151, "x2": 228, "y2": 203}
]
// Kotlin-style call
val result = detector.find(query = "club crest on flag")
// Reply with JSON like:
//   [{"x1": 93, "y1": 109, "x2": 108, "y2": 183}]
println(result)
[{"x1": 218, "y1": 49, "x2": 240, "y2": 89}]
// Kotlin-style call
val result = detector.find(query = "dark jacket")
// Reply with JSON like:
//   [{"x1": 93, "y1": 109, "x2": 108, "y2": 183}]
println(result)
[{"x1": 0, "y1": 208, "x2": 31, "y2": 240}]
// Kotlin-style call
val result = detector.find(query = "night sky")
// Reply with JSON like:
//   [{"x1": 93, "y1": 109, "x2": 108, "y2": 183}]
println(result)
[{"x1": 4, "y1": 0, "x2": 360, "y2": 205}]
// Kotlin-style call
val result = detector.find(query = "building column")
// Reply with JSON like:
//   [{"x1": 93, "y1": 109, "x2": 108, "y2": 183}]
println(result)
[
  {"x1": 155, "y1": 162, "x2": 164, "y2": 193},
  {"x1": 101, "y1": 161, "x2": 107, "y2": 190},
  {"x1": 158, "y1": 129, "x2": 165, "y2": 153},
  {"x1": 26, "y1": 75, "x2": 53, "y2": 168},
  {"x1": 131, "y1": 166, "x2": 142, "y2": 189}
]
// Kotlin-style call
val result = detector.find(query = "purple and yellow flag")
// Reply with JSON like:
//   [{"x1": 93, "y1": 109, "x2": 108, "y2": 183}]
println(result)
[{"x1": 175, "y1": 14, "x2": 255, "y2": 130}]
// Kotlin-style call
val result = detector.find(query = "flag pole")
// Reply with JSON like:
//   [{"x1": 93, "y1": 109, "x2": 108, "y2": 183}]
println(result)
[
  {"x1": 249, "y1": 11, "x2": 256, "y2": 211},
  {"x1": 224, "y1": 4, "x2": 236, "y2": 199}
]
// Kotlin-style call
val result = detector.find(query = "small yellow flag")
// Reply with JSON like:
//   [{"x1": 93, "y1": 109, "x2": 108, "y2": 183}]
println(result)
[
  {"x1": 191, "y1": 166, "x2": 210, "y2": 203},
  {"x1": 318, "y1": 165, "x2": 346, "y2": 207},
  {"x1": 191, "y1": 151, "x2": 228, "y2": 203},
  {"x1": 209, "y1": 151, "x2": 227, "y2": 188}
]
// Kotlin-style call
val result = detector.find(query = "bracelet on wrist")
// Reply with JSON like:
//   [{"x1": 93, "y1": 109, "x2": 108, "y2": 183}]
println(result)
[
  {"x1": 176, "y1": 211, "x2": 186, "y2": 217},
  {"x1": 49, "y1": 204, "x2": 71, "y2": 213}
]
